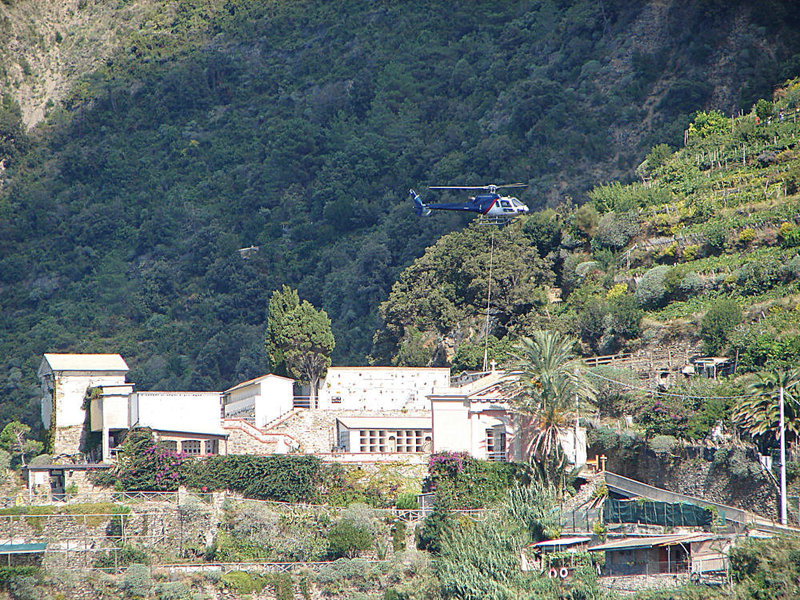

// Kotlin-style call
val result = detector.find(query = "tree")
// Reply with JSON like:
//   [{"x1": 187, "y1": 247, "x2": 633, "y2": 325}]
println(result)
[
  {"x1": 266, "y1": 286, "x2": 335, "y2": 406},
  {"x1": 326, "y1": 520, "x2": 373, "y2": 559},
  {"x1": 733, "y1": 370, "x2": 800, "y2": 450},
  {"x1": 700, "y1": 299, "x2": 741, "y2": 355},
  {"x1": 0, "y1": 421, "x2": 43, "y2": 466},
  {"x1": 505, "y1": 331, "x2": 596, "y2": 482}
]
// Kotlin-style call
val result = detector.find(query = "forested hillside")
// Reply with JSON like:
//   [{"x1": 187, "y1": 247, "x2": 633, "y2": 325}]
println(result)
[
  {"x1": 2, "y1": 0, "x2": 800, "y2": 428},
  {"x1": 376, "y1": 80, "x2": 800, "y2": 375}
]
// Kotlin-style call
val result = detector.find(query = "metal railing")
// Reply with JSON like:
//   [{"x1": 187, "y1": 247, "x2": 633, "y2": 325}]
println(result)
[
  {"x1": 602, "y1": 560, "x2": 690, "y2": 577},
  {"x1": 0, "y1": 490, "x2": 180, "y2": 507},
  {"x1": 292, "y1": 396, "x2": 312, "y2": 409}
]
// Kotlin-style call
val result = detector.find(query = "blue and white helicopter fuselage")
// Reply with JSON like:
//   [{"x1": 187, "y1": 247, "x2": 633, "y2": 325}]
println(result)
[{"x1": 410, "y1": 186, "x2": 529, "y2": 220}]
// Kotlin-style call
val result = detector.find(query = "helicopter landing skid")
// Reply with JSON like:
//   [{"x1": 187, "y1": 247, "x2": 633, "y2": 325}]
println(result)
[{"x1": 477, "y1": 216, "x2": 518, "y2": 226}]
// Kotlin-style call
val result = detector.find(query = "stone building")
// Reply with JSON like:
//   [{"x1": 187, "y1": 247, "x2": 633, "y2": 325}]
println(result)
[
  {"x1": 39, "y1": 353, "x2": 227, "y2": 462},
  {"x1": 39, "y1": 353, "x2": 130, "y2": 458}
]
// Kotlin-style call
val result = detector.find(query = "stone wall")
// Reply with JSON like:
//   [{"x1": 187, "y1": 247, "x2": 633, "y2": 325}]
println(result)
[
  {"x1": 272, "y1": 409, "x2": 430, "y2": 454},
  {"x1": 53, "y1": 424, "x2": 85, "y2": 457},
  {"x1": 224, "y1": 424, "x2": 284, "y2": 456},
  {"x1": 0, "y1": 498, "x2": 220, "y2": 570},
  {"x1": 590, "y1": 440, "x2": 779, "y2": 519}
]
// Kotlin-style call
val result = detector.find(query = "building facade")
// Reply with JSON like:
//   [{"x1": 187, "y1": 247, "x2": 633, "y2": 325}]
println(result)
[
  {"x1": 39, "y1": 354, "x2": 227, "y2": 462},
  {"x1": 318, "y1": 367, "x2": 450, "y2": 411},
  {"x1": 222, "y1": 374, "x2": 295, "y2": 427}
]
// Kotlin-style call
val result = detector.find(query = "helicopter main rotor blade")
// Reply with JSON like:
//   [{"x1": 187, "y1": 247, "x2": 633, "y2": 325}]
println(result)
[
  {"x1": 429, "y1": 186, "x2": 487, "y2": 190},
  {"x1": 429, "y1": 183, "x2": 528, "y2": 191}
]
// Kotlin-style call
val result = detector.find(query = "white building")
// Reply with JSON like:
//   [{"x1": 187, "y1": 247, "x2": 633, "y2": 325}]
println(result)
[
  {"x1": 39, "y1": 353, "x2": 130, "y2": 458},
  {"x1": 222, "y1": 374, "x2": 295, "y2": 427},
  {"x1": 429, "y1": 371, "x2": 586, "y2": 465},
  {"x1": 335, "y1": 416, "x2": 432, "y2": 454},
  {"x1": 318, "y1": 366, "x2": 450, "y2": 411},
  {"x1": 39, "y1": 353, "x2": 227, "y2": 462},
  {"x1": 130, "y1": 391, "x2": 227, "y2": 456}
]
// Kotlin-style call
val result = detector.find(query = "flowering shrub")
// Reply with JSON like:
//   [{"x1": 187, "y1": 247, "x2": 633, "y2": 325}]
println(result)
[
  {"x1": 634, "y1": 397, "x2": 690, "y2": 438},
  {"x1": 428, "y1": 452, "x2": 465, "y2": 477},
  {"x1": 107, "y1": 428, "x2": 186, "y2": 491},
  {"x1": 423, "y1": 452, "x2": 525, "y2": 509}
]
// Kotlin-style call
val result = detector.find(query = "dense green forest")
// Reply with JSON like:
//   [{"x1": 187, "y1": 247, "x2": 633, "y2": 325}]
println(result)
[{"x1": 2, "y1": 0, "x2": 800, "y2": 428}]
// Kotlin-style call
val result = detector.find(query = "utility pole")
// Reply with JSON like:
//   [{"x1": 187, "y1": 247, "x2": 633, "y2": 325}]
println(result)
[
  {"x1": 483, "y1": 229, "x2": 495, "y2": 372},
  {"x1": 780, "y1": 385, "x2": 788, "y2": 525}
]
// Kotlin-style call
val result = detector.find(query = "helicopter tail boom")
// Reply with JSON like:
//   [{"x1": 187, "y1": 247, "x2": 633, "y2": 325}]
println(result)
[{"x1": 410, "y1": 189, "x2": 432, "y2": 217}]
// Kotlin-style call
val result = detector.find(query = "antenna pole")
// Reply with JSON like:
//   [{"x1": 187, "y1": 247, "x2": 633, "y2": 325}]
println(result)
[{"x1": 483, "y1": 228, "x2": 495, "y2": 372}]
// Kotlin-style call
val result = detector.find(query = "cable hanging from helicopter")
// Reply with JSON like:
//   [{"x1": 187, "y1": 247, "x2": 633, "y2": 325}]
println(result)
[{"x1": 409, "y1": 184, "x2": 529, "y2": 224}]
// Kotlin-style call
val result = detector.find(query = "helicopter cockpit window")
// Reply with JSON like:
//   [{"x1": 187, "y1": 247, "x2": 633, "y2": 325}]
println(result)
[{"x1": 499, "y1": 200, "x2": 511, "y2": 207}]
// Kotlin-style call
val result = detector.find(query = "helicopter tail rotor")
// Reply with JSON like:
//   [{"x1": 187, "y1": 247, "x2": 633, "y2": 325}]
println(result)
[{"x1": 410, "y1": 189, "x2": 432, "y2": 217}]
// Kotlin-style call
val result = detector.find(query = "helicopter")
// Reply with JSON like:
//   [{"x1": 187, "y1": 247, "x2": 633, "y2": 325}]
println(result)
[{"x1": 410, "y1": 184, "x2": 529, "y2": 222}]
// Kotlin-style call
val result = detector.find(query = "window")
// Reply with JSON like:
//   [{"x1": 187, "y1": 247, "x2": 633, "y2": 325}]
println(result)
[
  {"x1": 204, "y1": 439, "x2": 219, "y2": 455},
  {"x1": 358, "y1": 429, "x2": 429, "y2": 453},
  {"x1": 161, "y1": 440, "x2": 178, "y2": 452},
  {"x1": 182, "y1": 440, "x2": 202, "y2": 455},
  {"x1": 486, "y1": 428, "x2": 506, "y2": 461}
]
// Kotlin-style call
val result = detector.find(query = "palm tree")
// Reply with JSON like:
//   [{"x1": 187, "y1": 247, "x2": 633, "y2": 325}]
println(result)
[
  {"x1": 734, "y1": 369, "x2": 800, "y2": 449},
  {"x1": 505, "y1": 331, "x2": 597, "y2": 474}
]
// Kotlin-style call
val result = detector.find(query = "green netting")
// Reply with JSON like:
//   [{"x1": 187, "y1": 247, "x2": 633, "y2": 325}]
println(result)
[{"x1": 604, "y1": 498, "x2": 712, "y2": 527}]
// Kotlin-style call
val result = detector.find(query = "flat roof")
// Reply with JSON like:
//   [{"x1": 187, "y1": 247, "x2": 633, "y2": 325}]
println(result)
[
  {"x1": 25, "y1": 463, "x2": 112, "y2": 471},
  {"x1": 0, "y1": 543, "x2": 47, "y2": 554},
  {"x1": 337, "y1": 417, "x2": 431, "y2": 430},
  {"x1": 327, "y1": 366, "x2": 451, "y2": 372},
  {"x1": 224, "y1": 373, "x2": 294, "y2": 393},
  {"x1": 41, "y1": 353, "x2": 129, "y2": 373},
  {"x1": 588, "y1": 533, "x2": 715, "y2": 552},
  {"x1": 532, "y1": 537, "x2": 591, "y2": 548}
]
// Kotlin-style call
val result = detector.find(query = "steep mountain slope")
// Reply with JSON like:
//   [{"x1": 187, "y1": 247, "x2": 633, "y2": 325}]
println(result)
[
  {"x1": 376, "y1": 80, "x2": 800, "y2": 371},
  {"x1": 1, "y1": 0, "x2": 800, "y2": 428}
]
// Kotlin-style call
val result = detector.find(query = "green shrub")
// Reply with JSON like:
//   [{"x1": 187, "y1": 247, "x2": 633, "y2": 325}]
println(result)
[
  {"x1": 326, "y1": 521, "x2": 373, "y2": 559},
  {"x1": 391, "y1": 520, "x2": 407, "y2": 553},
  {"x1": 700, "y1": 299, "x2": 741, "y2": 355},
  {"x1": 704, "y1": 221, "x2": 728, "y2": 253},
  {"x1": 688, "y1": 110, "x2": 729, "y2": 139},
  {"x1": 678, "y1": 271, "x2": 704, "y2": 296},
  {"x1": 315, "y1": 558, "x2": 376, "y2": 594},
  {"x1": 606, "y1": 294, "x2": 643, "y2": 340},
  {"x1": 522, "y1": 209, "x2": 562, "y2": 257},
  {"x1": 0, "y1": 567, "x2": 38, "y2": 589},
  {"x1": 220, "y1": 571, "x2": 269, "y2": 595},
  {"x1": 592, "y1": 211, "x2": 640, "y2": 250},
  {"x1": 394, "y1": 493, "x2": 417, "y2": 510},
  {"x1": 120, "y1": 564, "x2": 152, "y2": 598},
  {"x1": 154, "y1": 581, "x2": 190, "y2": 600},
  {"x1": 736, "y1": 258, "x2": 783, "y2": 295},
  {"x1": 634, "y1": 265, "x2": 671, "y2": 308},
  {"x1": 573, "y1": 203, "x2": 600, "y2": 238},
  {"x1": 7, "y1": 576, "x2": 39, "y2": 600},
  {"x1": 649, "y1": 435, "x2": 678, "y2": 455},
  {"x1": 738, "y1": 228, "x2": 756, "y2": 245},
  {"x1": 94, "y1": 544, "x2": 149, "y2": 571},
  {"x1": 184, "y1": 454, "x2": 324, "y2": 502},
  {"x1": 415, "y1": 502, "x2": 452, "y2": 555},
  {"x1": 779, "y1": 222, "x2": 800, "y2": 248},
  {"x1": 424, "y1": 452, "x2": 526, "y2": 509}
]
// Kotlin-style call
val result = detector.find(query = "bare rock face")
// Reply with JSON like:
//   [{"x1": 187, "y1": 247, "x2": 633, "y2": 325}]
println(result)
[{"x1": 0, "y1": 0, "x2": 180, "y2": 127}]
